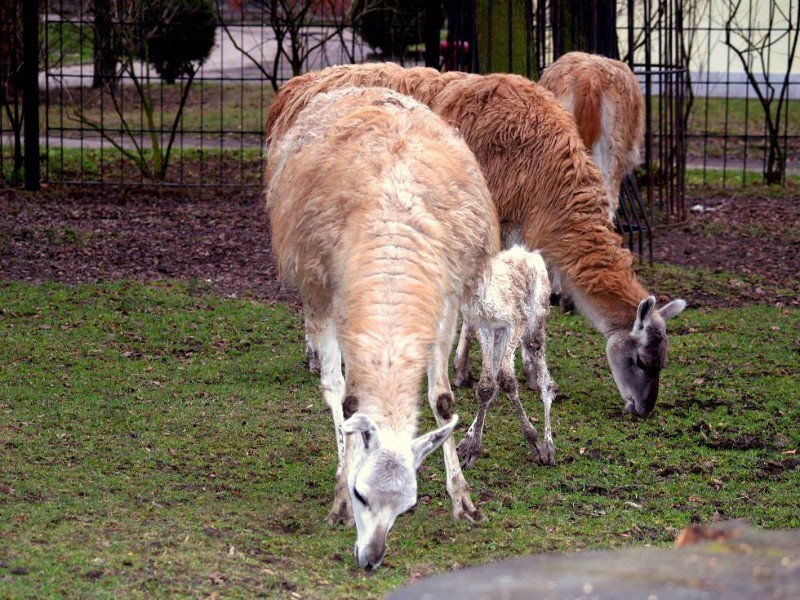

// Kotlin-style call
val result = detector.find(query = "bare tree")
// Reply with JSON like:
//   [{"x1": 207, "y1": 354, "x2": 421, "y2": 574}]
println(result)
[
  {"x1": 216, "y1": 0, "x2": 360, "y2": 92},
  {"x1": 92, "y1": 0, "x2": 119, "y2": 88},
  {"x1": 70, "y1": 0, "x2": 208, "y2": 179},
  {"x1": 0, "y1": 0, "x2": 25, "y2": 182},
  {"x1": 677, "y1": 0, "x2": 710, "y2": 133},
  {"x1": 724, "y1": 0, "x2": 799, "y2": 184}
]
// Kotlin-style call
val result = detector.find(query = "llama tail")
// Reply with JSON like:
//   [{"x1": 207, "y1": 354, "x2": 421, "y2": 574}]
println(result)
[{"x1": 572, "y1": 74, "x2": 603, "y2": 150}]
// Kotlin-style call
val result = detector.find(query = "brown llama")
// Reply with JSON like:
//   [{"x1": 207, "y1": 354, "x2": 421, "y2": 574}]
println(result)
[
  {"x1": 265, "y1": 63, "x2": 685, "y2": 419},
  {"x1": 539, "y1": 51, "x2": 645, "y2": 221},
  {"x1": 266, "y1": 86, "x2": 500, "y2": 568}
]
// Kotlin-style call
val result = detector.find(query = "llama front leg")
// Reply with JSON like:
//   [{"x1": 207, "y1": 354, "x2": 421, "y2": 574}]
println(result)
[
  {"x1": 547, "y1": 268, "x2": 574, "y2": 313},
  {"x1": 303, "y1": 305, "x2": 321, "y2": 375},
  {"x1": 491, "y1": 324, "x2": 553, "y2": 466},
  {"x1": 308, "y1": 315, "x2": 353, "y2": 526},
  {"x1": 428, "y1": 299, "x2": 485, "y2": 522},
  {"x1": 453, "y1": 320, "x2": 475, "y2": 388},
  {"x1": 456, "y1": 325, "x2": 507, "y2": 469}
]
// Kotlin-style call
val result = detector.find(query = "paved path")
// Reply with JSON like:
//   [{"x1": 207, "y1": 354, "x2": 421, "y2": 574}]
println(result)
[
  {"x1": 388, "y1": 522, "x2": 800, "y2": 600},
  {"x1": 42, "y1": 25, "x2": 375, "y2": 89}
]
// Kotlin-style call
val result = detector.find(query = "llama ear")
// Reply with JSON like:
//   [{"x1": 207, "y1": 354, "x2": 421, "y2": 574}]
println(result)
[
  {"x1": 412, "y1": 415, "x2": 459, "y2": 470},
  {"x1": 343, "y1": 413, "x2": 379, "y2": 451},
  {"x1": 634, "y1": 296, "x2": 656, "y2": 330},
  {"x1": 659, "y1": 299, "x2": 687, "y2": 321}
]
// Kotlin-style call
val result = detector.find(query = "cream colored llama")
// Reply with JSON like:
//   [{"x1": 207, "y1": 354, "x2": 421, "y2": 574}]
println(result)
[
  {"x1": 539, "y1": 51, "x2": 645, "y2": 221},
  {"x1": 454, "y1": 246, "x2": 557, "y2": 468},
  {"x1": 265, "y1": 64, "x2": 686, "y2": 418},
  {"x1": 266, "y1": 86, "x2": 500, "y2": 569}
]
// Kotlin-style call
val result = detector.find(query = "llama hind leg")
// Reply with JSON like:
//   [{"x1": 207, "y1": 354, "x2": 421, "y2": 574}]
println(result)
[
  {"x1": 493, "y1": 325, "x2": 553, "y2": 466},
  {"x1": 457, "y1": 325, "x2": 506, "y2": 470},
  {"x1": 428, "y1": 297, "x2": 485, "y2": 522},
  {"x1": 308, "y1": 315, "x2": 353, "y2": 526},
  {"x1": 518, "y1": 317, "x2": 557, "y2": 464}
]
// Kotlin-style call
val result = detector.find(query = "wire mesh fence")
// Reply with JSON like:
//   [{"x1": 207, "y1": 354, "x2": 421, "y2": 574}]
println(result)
[{"x1": 1, "y1": 2, "x2": 797, "y2": 211}]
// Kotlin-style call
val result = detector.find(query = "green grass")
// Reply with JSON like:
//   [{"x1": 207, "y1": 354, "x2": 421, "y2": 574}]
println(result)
[
  {"x1": 1, "y1": 277, "x2": 798, "y2": 598},
  {"x1": 2, "y1": 146, "x2": 263, "y2": 187},
  {"x1": 39, "y1": 83, "x2": 273, "y2": 142},
  {"x1": 687, "y1": 97, "x2": 800, "y2": 139},
  {"x1": 685, "y1": 169, "x2": 800, "y2": 194},
  {"x1": 45, "y1": 21, "x2": 94, "y2": 66}
]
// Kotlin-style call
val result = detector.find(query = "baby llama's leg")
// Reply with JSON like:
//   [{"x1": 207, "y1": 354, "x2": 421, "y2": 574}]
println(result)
[
  {"x1": 428, "y1": 296, "x2": 485, "y2": 521},
  {"x1": 457, "y1": 324, "x2": 508, "y2": 470},
  {"x1": 498, "y1": 325, "x2": 555, "y2": 466},
  {"x1": 307, "y1": 313, "x2": 353, "y2": 526},
  {"x1": 519, "y1": 311, "x2": 557, "y2": 464}
]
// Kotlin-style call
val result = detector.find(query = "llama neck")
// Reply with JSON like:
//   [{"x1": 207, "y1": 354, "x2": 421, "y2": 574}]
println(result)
[
  {"x1": 567, "y1": 284, "x2": 646, "y2": 336},
  {"x1": 519, "y1": 170, "x2": 649, "y2": 335},
  {"x1": 342, "y1": 324, "x2": 432, "y2": 439},
  {"x1": 556, "y1": 222, "x2": 649, "y2": 334},
  {"x1": 338, "y1": 217, "x2": 447, "y2": 437}
]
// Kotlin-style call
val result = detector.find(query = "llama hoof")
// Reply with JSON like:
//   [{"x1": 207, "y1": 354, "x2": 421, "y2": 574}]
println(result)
[
  {"x1": 325, "y1": 499, "x2": 354, "y2": 527},
  {"x1": 456, "y1": 435, "x2": 481, "y2": 469},
  {"x1": 306, "y1": 351, "x2": 321, "y2": 375},
  {"x1": 305, "y1": 340, "x2": 321, "y2": 375},
  {"x1": 530, "y1": 440, "x2": 556, "y2": 467},
  {"x1": 454, "y1": 498, "x2": 486, "y2": 523},
  {"x1": 520, "y1": 424, "x2": 555, "y2": 465},
  {"x1": 560, "y1": 295, "x2": 576, "y2": 314},
  {"x1": 454, "y1": 370, "x2": 475, "y2": 389}
]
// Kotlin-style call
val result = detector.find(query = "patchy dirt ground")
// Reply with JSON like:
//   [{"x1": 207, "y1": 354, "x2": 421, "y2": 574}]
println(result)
[{"x1": 1, "y1": 185, "x2": 799, "y2": 308}]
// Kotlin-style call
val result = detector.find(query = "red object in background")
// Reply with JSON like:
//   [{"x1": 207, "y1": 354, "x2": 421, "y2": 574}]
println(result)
[{"x1": 440, "y1": 39, "x2": 469, "y2": 71}]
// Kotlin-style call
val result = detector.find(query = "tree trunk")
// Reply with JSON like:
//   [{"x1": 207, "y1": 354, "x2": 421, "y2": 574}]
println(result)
[
  {"x1": 475, "y1": 0, "x2": 533, "y2": 77},
  {"x1": 550, "y1": 0, "x2": 618, "y2": 59},
  {"x1": 92, "y1": 0, "x2": 118, "y2": 88}
]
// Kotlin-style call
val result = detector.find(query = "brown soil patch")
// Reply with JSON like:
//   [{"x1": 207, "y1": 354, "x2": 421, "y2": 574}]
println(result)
[{"x1": 2, "y1": 184, "x2": 799, "y2": 308}]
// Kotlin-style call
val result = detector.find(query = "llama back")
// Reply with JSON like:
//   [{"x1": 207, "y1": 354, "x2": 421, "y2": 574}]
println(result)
[
  {"x1": 266, "y1": 87, "x2": 499, "y2": 425},
  {"x1": 465, "y1": 246, "x2": 548, "y2": 325},
  {"x1": 539, "y1": 52, "x2": 645, "y2": 203},
  {"x1": 265, "y1": 63, "x2": 441, "y2": 152}
]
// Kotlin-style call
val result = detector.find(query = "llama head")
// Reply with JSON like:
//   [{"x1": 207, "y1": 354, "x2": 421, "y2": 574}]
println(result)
[
  {"x1": 605, "y1": 296, "x2": 686, "y2": 416},
  {"x1": 342, "y1": 412, "x2": 458, "y2": 569}
]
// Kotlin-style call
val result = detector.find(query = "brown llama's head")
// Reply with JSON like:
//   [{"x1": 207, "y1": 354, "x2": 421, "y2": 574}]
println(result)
[{"x1": 605, "y1": 296, "x2": 686, "y2": 417}]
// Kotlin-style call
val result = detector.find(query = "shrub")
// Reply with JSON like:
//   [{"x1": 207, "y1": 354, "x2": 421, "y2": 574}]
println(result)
[
  {"x1": 351, "y1": 0, "x2": 443, "y2": 58},
  {"x1": 132, "y1": 0, "x2": 217, "y2": 83}
]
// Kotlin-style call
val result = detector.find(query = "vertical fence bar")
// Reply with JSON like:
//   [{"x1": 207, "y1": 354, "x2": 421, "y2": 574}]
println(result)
[
  {"x1": 23, "y1": 0, "x2": 40, "y2": 190},
  {"x1": 425, "y1": 2, "x2": 440, "y2": 68}
]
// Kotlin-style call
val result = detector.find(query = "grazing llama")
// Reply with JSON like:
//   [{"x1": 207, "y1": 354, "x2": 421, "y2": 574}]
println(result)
[
  {"x1": 265, "y1": 63, "x2": 686, "y2": 418},
  {"x1": 454, "y1": 246, "x2": 557, "y2": 468},
  {"x1": 265, "y1": 86, "x2": 500, "y2": 569},
  {"x1": 539, "y1": 51, "x2": 645, "y2": 221}
]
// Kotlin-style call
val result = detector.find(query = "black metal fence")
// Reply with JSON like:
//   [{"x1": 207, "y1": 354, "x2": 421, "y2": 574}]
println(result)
[{"x1": 1, "y1": 2, "x2": 797, "y2": 227}]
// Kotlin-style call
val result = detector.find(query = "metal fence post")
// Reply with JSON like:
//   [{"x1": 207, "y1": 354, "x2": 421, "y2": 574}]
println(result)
[{"x1": 23, "y1": 0, "x2": 40, "y2": 191}]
